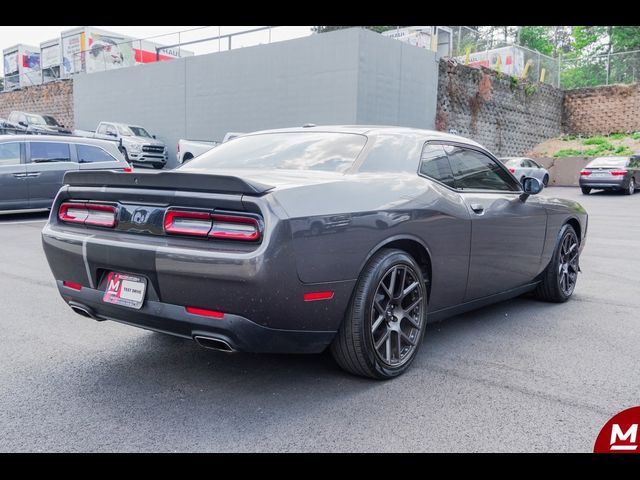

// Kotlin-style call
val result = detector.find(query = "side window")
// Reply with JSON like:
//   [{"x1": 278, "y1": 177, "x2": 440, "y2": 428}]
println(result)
[
  {"x1": 18, "y1": 114, "x2": 27, "y2": 124},
  {"x1": 8, "y1": 112, "x2": 17, "y2": 123},
  {"x1": 105, "y1": 125, "x2": 116, "y2": 136},
  {"x1": 0, "y1": 142, "x2": 21, "y2": 166},
  {"x1": 419, "y1": 144, "x2": 455, "y2": 187},
  {"x1": 96, "y1": 124, "x2": 107, "y2": 135},
  {"x1": 529, "y1": 159, "x2": 541, "y2": 168},
  {"x1": 30, "y1": 142, "x2": 71, "y2": 163},
  {"x1": 77, "y1": 144, "x2": 116, "y2": 163},
  {"x1": 359, "y1": 134, "x2": 423, "y2": 173},
  {"x1": 445, "y1": 146, "x2": 517, "y2": 191}
]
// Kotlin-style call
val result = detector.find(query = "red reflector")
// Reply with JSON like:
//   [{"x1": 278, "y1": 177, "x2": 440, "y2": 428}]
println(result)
[
  {"x1": 164, "y1": 210, "x2": 212, "y2": 236},
  {"x1": 508, "y1": 167, "x2": 516, "y2": 173},
  {"x1": 63, "y1": 281, "x2": 82, "y2": 290},
  {"x1": 209, "y1": 214, "x2": 260, "y2": 241},
  {"x1": 580, "y1": 170, "x2": 591, "y2": 176},
  {"x1": 303, "y1": 291, "x2": 334, "y2": 301},
  {"x1": 185, "y1": 306, "x2": 225, "y2": 318},
  {"x1": 611, "y1": 170, "x2": 627, "y2": 176},
  {"x1": 123, "y1": 166, "x2": 132, "y2": 173}
]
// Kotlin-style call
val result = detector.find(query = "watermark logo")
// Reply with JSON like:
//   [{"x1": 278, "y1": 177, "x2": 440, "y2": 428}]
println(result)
[{"x1": 594, "y1": 406, "x2": 640, "y2": 453}]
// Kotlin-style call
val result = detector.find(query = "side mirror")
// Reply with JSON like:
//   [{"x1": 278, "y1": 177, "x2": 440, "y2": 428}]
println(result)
[
  {"x1": 520, "y1": 176, "x2": 542, "y2": 200},
  {"x1": 107, "y1": 131, "x2": 117, "y2": 137},
  {"x1": 152, "y1": 135, "x2": 156, "y2": 139},
  {"x1": 19, "y1": 121, "x2": 27, "y2": 127}
]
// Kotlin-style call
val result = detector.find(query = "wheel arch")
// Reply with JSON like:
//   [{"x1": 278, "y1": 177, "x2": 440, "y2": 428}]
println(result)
[
  {"x1": 358, "y1": 235, "x2": 433, "y2": 300},
  {"x1": 565, "y1": 217, "x2": 581, "y2": 244}
]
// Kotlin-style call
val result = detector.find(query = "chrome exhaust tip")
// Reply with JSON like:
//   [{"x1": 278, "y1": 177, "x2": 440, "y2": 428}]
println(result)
[
  {"x1": 68, "y1": 302, "x2": 102, "y2": 321},
  {"x1": 193, "y1": 335, "x2": 235, "y2": 353}
]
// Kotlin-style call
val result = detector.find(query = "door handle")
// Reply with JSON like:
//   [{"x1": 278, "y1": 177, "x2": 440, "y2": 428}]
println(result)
[
  {"x1": 470, "y1": 203, "x2": 484, "y2": 214},
  {"x1": 12, "y1": 173, "x2": 27, "y2": 178},
  {"x1": 26, "y1": 173, "x2": 41, "y2": 177}
]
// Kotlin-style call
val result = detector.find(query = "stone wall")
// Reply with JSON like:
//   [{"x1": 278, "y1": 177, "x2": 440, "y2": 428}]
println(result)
[
  {"x1": 563, "y1": 83, "x2": 640, "y2": 135},
  {"x1": 436, "y1": 59, "x2": 564, "y2": 156},
  {"x1": 0, "y1": 80, "x2": 74, "y2": 129}
]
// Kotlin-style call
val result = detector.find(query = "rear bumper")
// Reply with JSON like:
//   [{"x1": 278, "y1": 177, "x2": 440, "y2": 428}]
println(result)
[
  {"x1": 579, "y1": 177, "x2": 626, "y2": 189},
  {"x1": 57, "y1": 281, "x2": 335, "y2": 353}
]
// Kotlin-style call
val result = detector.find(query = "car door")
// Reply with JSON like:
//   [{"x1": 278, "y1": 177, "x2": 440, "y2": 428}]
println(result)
[
  {"x1": 443, "y1": 144, "x2": 547, "y2": 301},
  {"x1": 25, "y1": 140, "x2": 78, "y2": 209},
  {"x1": 0, "y1": 141, "x2": 28, "y2": 211},
  {"x1": 76, "y1": 143, "x2": 126, "y2": 170}
]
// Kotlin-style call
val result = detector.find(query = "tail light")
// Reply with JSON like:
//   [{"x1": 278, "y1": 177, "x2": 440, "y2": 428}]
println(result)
[
  {"x1": 59, "y1": 202, "x2": 117, "y2": 227},
  {"x1": 508, "y1": 167, "x2": 516, "y2": 174},
  {"x1": 176, "y1": 142, "x2": 180, "y2": 153},
  {"x1": 580, "y1": 170, "x2": 591, "y2": 176},
  {"x1": 611, "y1": 170, "x2": 627, "y2": 176},
  {"x1": 164, "y1": 210, "x2": 261, "y2": 241},
  {"x1": 123, "y1": 166, "x2": 132, "y2": 173},
  {"x1": 185, "y1": 306, "x2": 224, "y2": 318}
]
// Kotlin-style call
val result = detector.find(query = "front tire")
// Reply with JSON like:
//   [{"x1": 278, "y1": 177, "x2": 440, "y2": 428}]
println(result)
[
  {"x1": 581, "y1": 187, "x2": 591, "y2": 195},
  {"x1": 542, "y1": 174, "x2": 549, "y2": 187},
  {"x1": 534, "y1": 224, "x2": 579, "y2": 303},
  {"x1": 153, "y1": 163, "x2": 164, "y2": 170},
  {"x1": 330, "y1": 249, "x2": 427, "y2": 379}
]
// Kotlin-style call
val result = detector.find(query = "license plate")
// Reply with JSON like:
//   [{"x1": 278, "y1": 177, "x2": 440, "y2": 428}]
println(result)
[
  {"x1": 103, "y1": 272, "x2": 147, "y2": 309},
  {"x1": 591, "y1": 172, "x2": 608, "y2": 176}
]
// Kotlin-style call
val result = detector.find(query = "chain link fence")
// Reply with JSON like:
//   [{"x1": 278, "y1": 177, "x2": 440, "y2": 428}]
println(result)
[{"x1": 560, "y1": 49, "x2": 640, "y2": 89}]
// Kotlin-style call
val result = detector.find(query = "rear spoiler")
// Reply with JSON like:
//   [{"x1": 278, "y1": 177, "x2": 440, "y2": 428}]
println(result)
[{"x1": 63, "y1": 170, "x2": 274, "y2": 196}]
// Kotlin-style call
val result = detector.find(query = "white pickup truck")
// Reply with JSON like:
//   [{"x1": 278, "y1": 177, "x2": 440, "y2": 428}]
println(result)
[
  {"x1": 74, "y1": 121, "x2": 168, "y2": 169},
  {"x1": 176, "y1": 132, "x2": 244, "y2": 164}
]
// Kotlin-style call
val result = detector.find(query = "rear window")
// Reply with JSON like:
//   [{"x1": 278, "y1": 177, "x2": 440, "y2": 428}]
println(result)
[
  {"x1": 181, "y1": 132, "x2": 367, "y2": 173},
  {"x1": 503, "y1": 159, "x2": 521, "y2": 167},
  {"x1": 587, "y1": 157, "x2": 628, "y2": 168}
]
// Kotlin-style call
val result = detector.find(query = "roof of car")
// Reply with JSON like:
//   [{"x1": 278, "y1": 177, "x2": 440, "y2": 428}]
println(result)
[
  {"x1": 245, "y1": 125, "x2": 486, "y2": 149},
  {"x1": 499, "y1": 157, "x2": 532, "y2": 161},
  {"x1": 0, "y1": 134, "x2": 121, "y2": 149}
]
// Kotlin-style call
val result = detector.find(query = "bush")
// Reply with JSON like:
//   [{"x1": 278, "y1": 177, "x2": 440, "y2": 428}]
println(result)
[
  {"x1": 554, "y1": 149, "x2": 584, "y2": 157},
  {"x1": 582, "y1": 136, "x2": 608, "y2": 145},
  {"x1": 608, "y1": 133, "x2": 627, "y2": 140}
]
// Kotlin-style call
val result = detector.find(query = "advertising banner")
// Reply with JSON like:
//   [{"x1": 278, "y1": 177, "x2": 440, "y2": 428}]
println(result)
[
  {"x1": 41, "y1": 44, "x2": 61, "y2": 69},
  {"x1": 85, "y1": 31, "x2": 135, "y2": 73},
  {"x1": 61, "y1": 32, "x2": 85, "y2": 77},
  {"x1": 3, "y1": 50, "x2": 18, "y2": 75}
]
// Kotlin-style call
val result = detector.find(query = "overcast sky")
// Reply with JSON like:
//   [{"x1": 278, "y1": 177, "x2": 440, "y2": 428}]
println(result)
[{"x1": 0, "y1": 26, "x2": 314, "y2": 56}]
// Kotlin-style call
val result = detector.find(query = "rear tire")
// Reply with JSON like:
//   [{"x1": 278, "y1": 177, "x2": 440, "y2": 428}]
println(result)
[
  {"x1": 581, "y1": 187, "x2": 591, "y2": 195},
  {"x1": 182, "y1": 153, "x2": 194, "y2": 164},
  {"x1": 543, "y1": 174, "x2": 549, "y2": 187},
  {"x1": 330, "y1": 249, "x2": 427, "y2": 379},
  {"x1": 624, "y1": 178, "x2": 635, "y2": 195},
  {"x1": 534, "y1": 224, "x2": 580, "y2": 303}
]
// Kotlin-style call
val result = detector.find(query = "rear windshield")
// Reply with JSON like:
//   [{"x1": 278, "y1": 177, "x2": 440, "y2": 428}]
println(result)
[
  {"x1": 587, "y1": 157, "x2": 628, "y2": 168},
  {"x1": 503, "y1": 159, "x2": 521, "y2": 166},
  {"x1": 181, "y1": 132, "x2": 367, "y2": 173}
]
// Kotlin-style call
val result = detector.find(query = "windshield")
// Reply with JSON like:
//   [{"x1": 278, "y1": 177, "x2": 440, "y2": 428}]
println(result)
[
  {"x1": 587, "y1": 157, "x2": 628, "y2": 168},
  {"x1": 181, "y1": 132, "x2": 367, "y2": 173},
  {"x1": 129, "y1": 126, "x2": 152, "y2": 138},
  {"x1": 26, "y1": 114, "x2": 46, "y2": 125}
]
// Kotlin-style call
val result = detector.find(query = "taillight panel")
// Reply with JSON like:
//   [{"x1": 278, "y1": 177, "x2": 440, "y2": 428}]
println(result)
[
  {"x1": 164, "y1": 209, "x2": 262, "y2": 241},
  {"x1": 58, "y1": 202, "x2": 117, "y2": 228}
]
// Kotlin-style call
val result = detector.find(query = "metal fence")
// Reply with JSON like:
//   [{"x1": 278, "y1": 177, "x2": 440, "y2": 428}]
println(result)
[{"x1": 559, "y1": 49, "x2": 640, "y2": 89}]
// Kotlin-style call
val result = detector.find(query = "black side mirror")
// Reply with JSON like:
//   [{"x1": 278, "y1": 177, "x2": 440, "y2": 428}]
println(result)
[
  {"x1": 19, "y1": 121, "x2": 27, "y2": 127},
  {"x1": 520, "y1": 176, "x2": 543, "y2": 200},
  {"x1": 152, "y1": 135, "x2": 156, "y2": 139},
  {"x1": 107, "y1": 131, "x2": 117, "y2": 137}
]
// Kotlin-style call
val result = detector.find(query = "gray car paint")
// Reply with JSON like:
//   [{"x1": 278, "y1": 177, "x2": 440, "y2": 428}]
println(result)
[
  {"x1": 41, "y1": 126, "x2": 588, "y2": 353},
  {"x1": 0, "y1": 134, "x2": 128, "y2": 212}
]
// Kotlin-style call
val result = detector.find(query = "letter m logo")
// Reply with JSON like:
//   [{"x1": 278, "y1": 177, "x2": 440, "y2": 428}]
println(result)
[{"x1": 610, "y1": 424, "x2": 638, "y2": 451}]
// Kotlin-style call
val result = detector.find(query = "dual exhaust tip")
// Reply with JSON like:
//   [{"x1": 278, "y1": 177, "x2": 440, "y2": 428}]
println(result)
[{"x1": 68, "y1": 302, "x2": 235, "y2": 353}]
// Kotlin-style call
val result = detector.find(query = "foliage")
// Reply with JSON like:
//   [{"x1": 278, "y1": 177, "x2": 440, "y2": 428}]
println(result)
[
  {"x1": 524, "y1": 83, "x2": 537, "y2": 96},
  {"x1": 554, "y1": 149, "x2": 584, "y2": 157},
  {"x1": 560, "y1": 134, "x2": 577, "y2": 141},
  {"x1": 552, "y1": 133, "x2": 634, "y2": 157},
  {"x1": 633, "y1": 132, "x2": 640, "y2": 140},
  {"x1": 582, "y1": 136, "x2": 609, "y2": 145},
  {"x1": 608, "y1": 133, "x2": 626, "y2": 140}
]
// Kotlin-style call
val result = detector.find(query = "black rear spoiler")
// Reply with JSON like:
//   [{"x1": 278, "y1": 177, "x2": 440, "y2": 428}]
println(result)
[{"x1": 63, "y1": 170, "x2": 274, "y2": 196}]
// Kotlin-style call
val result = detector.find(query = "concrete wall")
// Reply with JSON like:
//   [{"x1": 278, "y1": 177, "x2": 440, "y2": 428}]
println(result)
[
  {"x1": 74, "y1": 28, "x2": 439, "y2": 168},
  {"x1": 436, "y1": 59, "x2": 564, "y2": 156},
  {"x1": 0, "y1": 80, "x2": 74, "y2": 128},
  {"x1": 536, "y1": 157, "x2": 593, "y2": 187},
  {"x1": 563, "y1": 83, "x2": 640, "y2": 135}
]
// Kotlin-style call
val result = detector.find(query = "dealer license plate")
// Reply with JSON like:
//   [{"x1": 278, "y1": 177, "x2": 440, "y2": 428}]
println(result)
[{"x1": 102, "y1": 272, "x2": 147, "y2": 310}]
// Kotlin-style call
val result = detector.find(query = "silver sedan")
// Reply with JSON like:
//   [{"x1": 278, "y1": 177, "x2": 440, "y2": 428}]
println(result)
[{"x1": 500, "y1": 157, "x2": 550, "y2": 187}]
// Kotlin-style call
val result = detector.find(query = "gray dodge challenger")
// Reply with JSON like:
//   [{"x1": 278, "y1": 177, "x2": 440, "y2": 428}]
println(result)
[{"x1": 42, "y1": 126, "x2": 588, "y2": 379}]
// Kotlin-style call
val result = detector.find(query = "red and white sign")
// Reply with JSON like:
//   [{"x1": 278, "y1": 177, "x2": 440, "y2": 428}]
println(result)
[
  {"x1": 103, "y1": 272, "x2": 147, "y2": 310},
  {"x1": 594, "y1": 406, "x2": 640, "y2": 453}
]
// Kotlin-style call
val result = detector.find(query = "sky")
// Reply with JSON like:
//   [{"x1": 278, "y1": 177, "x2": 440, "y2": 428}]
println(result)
[{"x1": 0, "y1": 26, "x2": 314, "y2": 57}]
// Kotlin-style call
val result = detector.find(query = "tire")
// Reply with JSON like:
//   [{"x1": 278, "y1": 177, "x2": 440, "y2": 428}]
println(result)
[
  {"x1": 330, "y1": 249, "x2": 427, "y2": 379},
  {"x1": 119, "y1": 147, "x2": 129, "y2": 162},
  {"x1": 624, "y1": 178, "x2": 635, "y2": 195},
  {"x1": 581, "y1": 187, "x2": 591, "y2": 195},
  {"x1": 534, "y1": 224, "x2": 580, "y2": 303},
  {"x1": 153, "y1": 163, "x2": 164, "y2": 170},
  {"x1": 542, "y1": 174, "x2": 549, "y2": 187},
  {"x1": 182, "y1": 153, "x2": 194, "y2": 164}
]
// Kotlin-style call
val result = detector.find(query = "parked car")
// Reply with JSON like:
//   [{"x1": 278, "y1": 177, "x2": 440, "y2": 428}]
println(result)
[
  {"x1": 74, "y1": 122, "x2": 168, "y2": 169},
  {"x1": 0, "y1": 134, "x2": 129, "y2": 213},
  {"x1": 5, "y1": 111, "x2": 72, "y2": 136},
  {"x1": 500, "y1": 157, "x2": 550, "y2": 187},
  {"x1": 42, "y1": 126, "x2": 587, "y2": 379},
  {"x1": 579, "y1": 156, "x2": 640, "y2": 195},
  {"x1": 176, "y1": 132, "x2": 244, "y2": 165}
]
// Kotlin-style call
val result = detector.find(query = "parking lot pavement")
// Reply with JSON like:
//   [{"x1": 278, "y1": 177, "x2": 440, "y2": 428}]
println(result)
[{"x1": 0, "y1": 187, "x2": 639, "y2": 452}]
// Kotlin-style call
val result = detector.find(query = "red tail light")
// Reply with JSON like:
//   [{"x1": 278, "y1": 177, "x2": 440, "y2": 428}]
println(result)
[
  {"x1": 303, "y1": 291, "x2": 334, "y2": 301},
  {"x1": 164, "y1": 210, "x2": 212, "y2": 237},
  {"x1": 59, "y1": 202, "x2": 117, "y2": 227},
  {"x1": 63, "y1": 281, "x2": 82, "y2": 291},
  {"x1": 164, "y1": 210, "x2": 261, "y2": 241},
  {"x1": 508, "y1": 167, "x2": 516, "y2": 174},
  {"x1": 176, "y1": 143, "x2": 180, "y2": 153},
  {"x1": 185, "y1": 306, "x2": 224, "y2": 318},
  {"x1": 123, "y1": 166, "x2": 132, "y2": 173},
  {"x1": 580, "y1": 170, "x2": 591, "y2": 176},
  {"x1": 209, "y1": 214, "x2": 260, "y2": 241},
  {"x1": 611, "y1": 170, "x2": 627, "y2": 176}
]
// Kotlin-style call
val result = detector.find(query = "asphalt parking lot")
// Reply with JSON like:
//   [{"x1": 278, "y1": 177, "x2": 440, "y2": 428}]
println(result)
[{"x1": 1, "y1": 187, "x2": 638, "y2": 452}]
